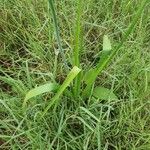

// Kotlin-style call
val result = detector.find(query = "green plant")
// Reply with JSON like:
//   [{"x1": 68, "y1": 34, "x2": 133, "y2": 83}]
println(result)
[
  {"x1": 22, "y1": 0, "x2": 148, "y2": 117},
  {"x1": 0, "y1": 0, "x2": 150, "y2": 149}
]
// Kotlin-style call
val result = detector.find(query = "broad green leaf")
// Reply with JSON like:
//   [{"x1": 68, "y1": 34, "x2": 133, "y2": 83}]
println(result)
[
  {"x1": 41, "y1": 66, "x2": 81, "y2": 118},
  {"x1": 23, "y1": 82, "x2": 58, "y2": 107},
  {"x1": 93, "y1": 86, "x2": 118, "y2": 100}
]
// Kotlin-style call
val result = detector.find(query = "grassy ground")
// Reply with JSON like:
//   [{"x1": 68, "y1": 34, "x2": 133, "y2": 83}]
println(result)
[{"x1": 0, "y1": 0, "x2": 150, "y2": 149}]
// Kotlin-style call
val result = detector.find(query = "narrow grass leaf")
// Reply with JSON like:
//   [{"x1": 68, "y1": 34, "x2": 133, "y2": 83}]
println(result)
[
  {"x1": 0, "y1": 99, "x2": 19, "y2": 124},
  {"x1": 41, "y1": 66, "x2": 81, "y2": 118},
  {"x1": 96, "y1": 123, "x2": 102, "y2": 150},
  {"x1": 73, "y1": 0, "x2": 84, "y2": 98},
  {"x1": 25, "y1": 60, "x2": 32, "y2": 89},
  {"x1": 0, "y1": 76, "x2": 27, "y2": 96},
  {"x1": 76, "y1": 116, "x2": 94, "y2": 132},
  {"x1": 83, "y1": 35, "x2": 112, "y2": 96},
  {"x1": 80, "y1": 107, "x2": 100, "y2": 122},
  {"x1": 23, "y1": 82, "x2": 58, "y2": 108},
  {"x1": 93, "y1": 86, "x2": 118, "y2": 100},
  {"x1": 48, "y1": 0, "x2": 69, "y2": 70},
  {"x1": 73, "y1": 0, "x2": 83, "y2": 67}
]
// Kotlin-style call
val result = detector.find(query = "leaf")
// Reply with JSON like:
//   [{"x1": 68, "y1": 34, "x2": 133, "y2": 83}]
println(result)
[
  {"x1": 0, "y1": 99, "x2": 19, "y2": 124},
  {"x1": 41, "y1": 66, "x2": 81, "y2": 118},
  {"x1": 0, "y1": 76, "x2": 27, "y2": 96},
  {"x1": 48, "y1": 0, "x2": 67, "y2": 65},
  {"x1": 83, "y1": 68, "x2": 95, "y2": 84},
  {"x1": 23, "y1": 82, "x2": 58, "y2": 108},
  {"x1": 76, "y1": 116, "x2": 94, "y2": 132},
  {"x1": 82, "y1": 35, "x2": 112, "y2": 97},
  {"x1": 73, "y1": 0, "x2": 84, "y2": 98},
  {"x1": 80, "y1": 107, "x2": 100, "y2": 122},
  {"x1": 103, "y1": 35, "x2": 112, "y2": 51},
  {"x1": 93, "y1": 86, "x2": 118, "y2": 100}
]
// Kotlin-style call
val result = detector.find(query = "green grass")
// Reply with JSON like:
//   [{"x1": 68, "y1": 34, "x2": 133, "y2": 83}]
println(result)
[{"x1": 0, "y1": 0, "x2": 150, "y2": 149}]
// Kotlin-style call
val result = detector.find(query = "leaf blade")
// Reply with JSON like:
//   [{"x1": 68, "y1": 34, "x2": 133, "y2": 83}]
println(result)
[
  {"x1": 80, "y1": 107, "x2": 100, "y2": 122},
  {"x1": 23, "y1": 82, "x2": 58, "y2": 108},
  {"x1": 82, "y1": 35, "x2": 112, "y2": 97},
  {"x1": 93, "y1": 86, "x2": 118, "y2": 101},
  {"x1": 0, "y1": 76, "x2": 27, "y2": 96},
  {"x1": 103, "y1": 35, "x2": 112, "y2": 51},
  {"x1": 41, "y1": 66, "x2": 81, "y2": 118}
]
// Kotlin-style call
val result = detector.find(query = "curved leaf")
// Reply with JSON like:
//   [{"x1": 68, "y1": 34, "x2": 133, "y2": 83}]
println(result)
[{"x1": 23, "y1": 82, "x2": 58, "y2": 107}]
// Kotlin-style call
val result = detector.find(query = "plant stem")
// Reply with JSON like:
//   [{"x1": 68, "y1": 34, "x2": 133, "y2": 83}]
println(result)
[{"x1": 48, "y1": 0, "x2": 69, "y2": 73}]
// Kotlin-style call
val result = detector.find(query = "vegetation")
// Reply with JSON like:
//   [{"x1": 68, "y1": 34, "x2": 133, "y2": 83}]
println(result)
[{"x1": 0, "y1": 0, "x2": 150, "y2": 149}]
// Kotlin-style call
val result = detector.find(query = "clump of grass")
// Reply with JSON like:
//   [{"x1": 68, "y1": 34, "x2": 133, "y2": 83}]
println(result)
[{"x1": 0, "y1": 0, "x2": 150, "y2": 149}]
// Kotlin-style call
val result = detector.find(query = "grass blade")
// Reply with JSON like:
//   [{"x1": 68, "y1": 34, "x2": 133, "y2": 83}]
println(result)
[
  {"x1": 0, "y1": 76, "x2": 27, "y2": 96},
  {"x1": 48, "y1": 0, "x2": 69, "y2": 71},
  {"x1": 0, "y1": 99, "x2": 19, "y2": 124},
  {"x1": 76, "y1": 116, "x2": 94, "y2": 132},
  {"x1": 83, "y1": 35, "x2": 112, "y2": 86},
  {"x1": 73, "y1": 0, "x2": 83, "y2": 67},
  {"x1": 103, "y1": 35, "x2": 112, "y2": 51},
  {"x1": 80, "y1": 107, "x2": 100, "y2": 122},
  {"x1": 41, "y1": 66, "x2": 81, "y2": 118},
  {"x1": 23, "y1": 82, "x2": 58, "y2": 108},
  {"x1": 73, "y1": 0, "x2": 83, "y2": 98}
]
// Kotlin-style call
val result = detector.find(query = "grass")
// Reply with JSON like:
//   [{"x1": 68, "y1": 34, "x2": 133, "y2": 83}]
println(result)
[{"x1": 0, "y1": 0, "x2": 150, "y2": 149}]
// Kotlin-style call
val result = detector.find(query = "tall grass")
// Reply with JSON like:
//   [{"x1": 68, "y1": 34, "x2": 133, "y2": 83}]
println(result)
[
  {"x1": 22, "y1": 0, "x2": 148, "y2": 115},
  {"x1": 0, "y1": 0, "x2": 149, "y2": 149}
]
